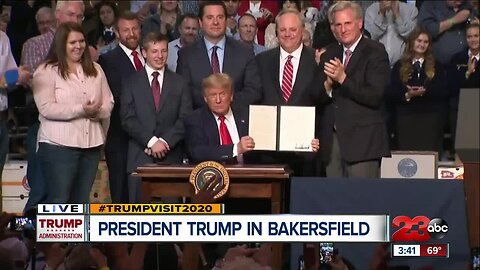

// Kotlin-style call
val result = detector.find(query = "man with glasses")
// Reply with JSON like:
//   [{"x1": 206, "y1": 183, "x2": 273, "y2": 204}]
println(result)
[
  {"x1": 20, "y1": 0, "x2": 87, "y2": 212},
  {"x1": 35, "y1": 7, "x2": 56, "y2": 35}
]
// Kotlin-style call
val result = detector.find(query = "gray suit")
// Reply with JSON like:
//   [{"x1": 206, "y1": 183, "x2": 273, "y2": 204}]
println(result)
[
  {"x1": 120, "y1": 67, "x2": 192, "y2": 174},
  {"x1": 176, "y1": 36, "x2": 262, "y2": 109}
]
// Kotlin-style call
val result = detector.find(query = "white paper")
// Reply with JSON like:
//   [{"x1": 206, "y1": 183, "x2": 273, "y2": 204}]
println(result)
[
  {"x1": 278, "y1": 106, "x2": 315, "y2": 152},
  {"x1": 248, "y1": 105, "x2": 277, "y2": 151}
]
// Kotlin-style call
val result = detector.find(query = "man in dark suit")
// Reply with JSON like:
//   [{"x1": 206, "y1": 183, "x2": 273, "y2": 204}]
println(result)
[
  {"x1": 184, "y1": 73, "x2": 256, "y2": 164},
  {"x1": 255, "y1": 9, "x2": 325, "y2": 176},
  {"x1": 176, "y1": 1, "x2": 261, "y2": 109},
  {"x1": 319, "y1": 1, "x2": 390, "y2": 178},
  {"x1": 98, "y1": 11, "x2": 144, "y2": 203},
  {"x1": 121, "y1": 32, "x2": 192, "y2": 202}
]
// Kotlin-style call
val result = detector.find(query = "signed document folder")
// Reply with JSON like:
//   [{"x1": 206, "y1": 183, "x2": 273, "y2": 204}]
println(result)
[{"x1": 249, "y1": 105, "x2": 315, "y2": 152}]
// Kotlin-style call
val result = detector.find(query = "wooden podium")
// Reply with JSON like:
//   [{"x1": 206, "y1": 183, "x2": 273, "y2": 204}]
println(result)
[{"x1": 135, "y1": 164, "x2": 291, "y2": 270}]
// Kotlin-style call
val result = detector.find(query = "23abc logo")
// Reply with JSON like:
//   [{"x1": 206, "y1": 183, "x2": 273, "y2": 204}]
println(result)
[{"x1": 392, "y1": 216, "x2": 449, "y2": 242}]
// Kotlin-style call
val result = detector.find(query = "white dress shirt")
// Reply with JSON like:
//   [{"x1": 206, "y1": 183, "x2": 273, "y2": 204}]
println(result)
[
  {"x1": 167, "y1": 38, "x2": 182, "y2": 72},
  {"x1": 325, "y1": 35, "x2": 362, "y2": 98},
  {"x1": 213, "y1": 108, "x2": 240, "y2": 158},
  {"x1": 412, "y1": 57, "x2": 425, "y2": 67},
  {"x1": 343, "y1": 35, "x2": 362, "y2": 64},
  {"x1": 118, "y1": 42, "x2": 145, "y2": 69},
  {"x1": 279, "y1": 44, "x2": 303, "y2": 88},
  {"x1": 468, "y1": 50, "x2": 480, "y2": 62},
  {"x1": 0, "y1": 31, "x2": 17, "y2": 111}
]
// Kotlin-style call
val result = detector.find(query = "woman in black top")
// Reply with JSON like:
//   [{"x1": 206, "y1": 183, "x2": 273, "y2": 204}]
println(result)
[{"x1": 388, "y1": 27, "x2": 448, "y2": 153}]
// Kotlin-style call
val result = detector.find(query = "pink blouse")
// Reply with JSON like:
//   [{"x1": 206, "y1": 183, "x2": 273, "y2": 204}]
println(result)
[{"x1": 33, "y1": 62, "x2": 114, "y2": 148}]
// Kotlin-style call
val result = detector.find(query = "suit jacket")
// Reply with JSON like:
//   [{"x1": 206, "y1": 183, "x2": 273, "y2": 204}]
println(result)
[
  {"x1": 255, "y1": 46, "x2": 325, "y2": 176},
  {"x1": 184, "y1": 105, "x2": 249, "y2": 164},
  {"x1": 176, "y1": 36, "x2": 262, "y2": 109},
  {"x1": 388, "y1": 60, "x2": 448, "y2": 114},
  {"x1": 448, "y1": 49, "x2": 480, "y2": 110},
  {"x1": 318, "y1": 37, "x2": 391, "y2": 163},
  {"x1": 98, "y1": 46, "x2": 137, "y2": 153},
  {"x1": 256, "y1": 45, "x2": 329, "y2": 106},
  {"x1": 120, "y1": 67, "x2": 193, "y2": 173}
]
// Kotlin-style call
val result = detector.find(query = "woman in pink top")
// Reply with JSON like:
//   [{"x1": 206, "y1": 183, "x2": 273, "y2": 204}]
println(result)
[{"x1": 33, "y1": 22, "x2": 114, "y2": 204}]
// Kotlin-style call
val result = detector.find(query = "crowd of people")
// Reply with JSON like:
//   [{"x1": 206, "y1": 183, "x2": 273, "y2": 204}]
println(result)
[{"x1": 0, "y1": 0, "x2": 479, "y2": 269}]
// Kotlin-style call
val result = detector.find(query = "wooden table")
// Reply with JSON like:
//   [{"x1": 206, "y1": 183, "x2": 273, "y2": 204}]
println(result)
[{"x1": 135, "y1": 164, "x2": 291, "y2": 270}]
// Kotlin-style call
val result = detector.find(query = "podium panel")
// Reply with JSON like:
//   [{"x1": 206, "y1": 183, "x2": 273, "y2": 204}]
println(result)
[
  {"x1": 135, "y1": 164, "x2": 291, "y2": 270},
  {"x1": 381, "y1": 151, "x2": 438, "y2": 179}
]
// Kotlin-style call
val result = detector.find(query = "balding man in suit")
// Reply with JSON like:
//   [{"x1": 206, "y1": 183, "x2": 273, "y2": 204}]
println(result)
[{"x1": 255, "y1": 9, "x2": 325, "y2": 176}]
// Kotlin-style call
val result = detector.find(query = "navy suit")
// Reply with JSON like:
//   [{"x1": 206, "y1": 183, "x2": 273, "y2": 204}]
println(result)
[
  {"x1": 388, "y1": 60, "x2": 448, "y2": 152},
  {"x1": 176, "y1": 37, "x2": 262, "y2": 109},
  {"x1": 184, "y1": 106, "x2": 249, "y2": 164},
  {"x1": 98, "y1": 46, "x2": 138, "y2": 203},
  {"x1": 120, "y1": 68, "x2": 192, "y2": 173}
]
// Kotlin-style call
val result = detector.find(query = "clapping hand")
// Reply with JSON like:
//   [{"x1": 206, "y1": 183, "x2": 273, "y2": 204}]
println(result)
[
  {"x1": 261, "y1": 8, "x2": 273, "y2": 19},
  {"x1": 324, "y1": 58, "x2": 347, "y2": 84},
  {"x1": 405, "y1": 85, "x2": 426, "y2": 99},
  {"x1": 17, "y1": 66, "x2": 32, "y2": 86},
  {"x1": 83, "y1": 99, "x2": 101, "y2": 118},
  {"x1": 467, "y1": 55, "x2": 477, "y2": 75}
]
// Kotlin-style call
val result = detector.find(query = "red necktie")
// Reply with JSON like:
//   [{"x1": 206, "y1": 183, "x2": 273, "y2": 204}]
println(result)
[
  {"x1": 281, "y1": 55, "x2": 293, "y2": 102},
  {"x1": 131, "y1": 50, "x2": 143, "y2": 71},
  {"x1": 219, "y1": 116, "x2": 233, "y2": 145},
  {"x1": 344, "y1": 49, "x2": 352, "y2": 67},
  {"x1": 151, "y1": 71, "x2": 161, "y2": 111},
  {"x1": 211, "y1": 46, "x2": 220, "y2": 74}
]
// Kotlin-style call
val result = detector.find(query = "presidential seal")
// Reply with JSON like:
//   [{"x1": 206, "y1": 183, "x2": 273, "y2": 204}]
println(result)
[
  {"x1": 189, "y1": 161, "x2": 230, "y2": 199},
  {"x1": 397, "y1": 158, "x2": 418, "y2": 178}
]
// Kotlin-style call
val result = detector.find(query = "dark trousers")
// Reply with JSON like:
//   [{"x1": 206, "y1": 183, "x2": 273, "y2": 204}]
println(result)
[
  {"x1": 24, "y1": 122, "x2": 47, "y2": 211},
  {"x1": 38, "y1": 143, "x2": 101, "y2": 204},
  {"x1": 449, "y1": 109, "x2": 458, "y2": 154},
  {"x1": 0, "y1": 120, "x2": 8, "y2": 177},
  {"x1": 325, "y1": 132, "x2": 380, "y2": 178},
  {"x1": 105, "y1": 149, "x2": 129, "y2": 203}
]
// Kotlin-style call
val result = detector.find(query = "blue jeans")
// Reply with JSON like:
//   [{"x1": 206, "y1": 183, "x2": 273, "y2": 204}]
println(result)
[
  {"x1": 24, "y1": 122, "x2": 47, "y2": 211},
  {"x1": 38, "y1": 143, "x2": 101, "y2": 204},
  {"x1": 0, "y1": 120, "x2": 9, "y2": 177}
]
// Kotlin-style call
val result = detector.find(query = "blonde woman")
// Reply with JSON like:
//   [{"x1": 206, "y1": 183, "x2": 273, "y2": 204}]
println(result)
[{"x1": 387, "y1": 27, "x2": 447, "y2": 153}]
